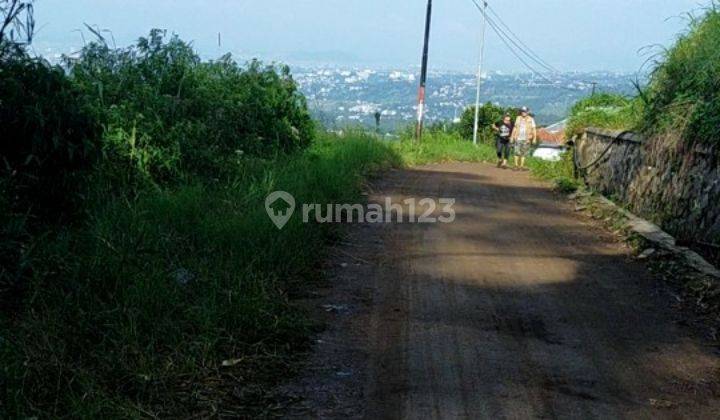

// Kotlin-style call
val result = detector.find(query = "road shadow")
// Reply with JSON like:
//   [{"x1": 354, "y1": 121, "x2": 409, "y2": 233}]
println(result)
[{"x1": 363, "y1": 163, "x2": 720, "y2": 419}]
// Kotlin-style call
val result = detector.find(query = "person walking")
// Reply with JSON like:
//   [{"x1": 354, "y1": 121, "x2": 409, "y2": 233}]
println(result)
[
  {"x1": 492, "y1": 114, "x2": 513, "y2": 169},
  {"x1": 511, "y1": 106, "x2": 537, "y2": 171}
]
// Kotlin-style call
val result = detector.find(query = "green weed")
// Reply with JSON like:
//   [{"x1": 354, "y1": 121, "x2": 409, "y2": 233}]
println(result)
[
  {"x1": 642, "y1": 5, "x2": 720, "y2": 145},
  {"x1": 565, "y1": 93, "x2": 643, "y2": 139},
  {"x1": 527, "y1": 149, "x2": 581, "y2": 193},
  {"x1": 1, "y1": 132, "x2": 400, "y2": 418},
  {"x1": 393, "y1": 130, "x2": 497, "y2": 166}
]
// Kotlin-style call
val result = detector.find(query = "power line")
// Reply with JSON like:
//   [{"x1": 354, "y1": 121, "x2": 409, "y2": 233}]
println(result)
[
  {"x1": 469, "y1": 0, "x2": 584, "y2": 92},
  {"x1": 485, "y1": 4, "x2": 561, "y2": 74},
  {"x1": 470, "y1": 0, "x2": 556, "y2": 75},
  {"x1": 469, "y1": 0, "x2": 549, "y2": 77}
]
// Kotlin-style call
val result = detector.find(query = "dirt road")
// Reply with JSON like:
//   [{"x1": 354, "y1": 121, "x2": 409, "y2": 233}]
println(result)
[{"x1": 283, "y1": 162, "x2": 720, "y2": 419}]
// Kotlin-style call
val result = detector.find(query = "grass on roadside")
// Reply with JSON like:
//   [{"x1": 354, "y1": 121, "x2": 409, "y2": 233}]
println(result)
[
  {"x1": 2, "y1": 127, "x2": 582, "y2": 418},
  {"x1": 395, "y1": 129, "x2": 581, "y2": 194},
  {"x1": 527, "y1": 149, "x2": 580, "y2": 194},
  {"x1": 393, "y1": 130, "x2": 497, "y2": 166},
  {"x1": 1, "y1": 131, "x2": 401, "y2": 418},
  {"x1": 565, "y1": 93, "x2": 643, "y2": 140}
]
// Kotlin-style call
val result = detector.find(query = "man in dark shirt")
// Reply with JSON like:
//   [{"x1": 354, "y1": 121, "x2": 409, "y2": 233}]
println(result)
[{"x1": 492, "y1": 114, "x2": 513, "y2": 169}]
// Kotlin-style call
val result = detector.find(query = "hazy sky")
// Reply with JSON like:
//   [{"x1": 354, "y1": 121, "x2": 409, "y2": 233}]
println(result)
[{"x1": 32, "y1": 0, "x2": 705, "y2": 72}]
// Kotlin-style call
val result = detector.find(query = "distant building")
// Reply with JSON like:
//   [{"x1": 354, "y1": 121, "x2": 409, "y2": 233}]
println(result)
[{"x1": 537, "y1": 120, "x2": 567, "y2": 145}]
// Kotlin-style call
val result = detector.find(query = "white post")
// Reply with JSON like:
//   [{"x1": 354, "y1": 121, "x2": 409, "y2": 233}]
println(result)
[{"x1": 472, "y1": 1, "x2": 488, "y2": 145}]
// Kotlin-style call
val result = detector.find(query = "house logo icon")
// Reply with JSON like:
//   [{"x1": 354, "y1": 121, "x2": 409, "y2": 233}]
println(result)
[{"x1": 265, "y1": 191, "x2": 296, "y2": 230}]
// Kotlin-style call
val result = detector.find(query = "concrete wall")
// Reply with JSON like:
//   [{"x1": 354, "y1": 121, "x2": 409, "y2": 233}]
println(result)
[{"x1": 576, "y1": 128, "x2": 720, "y2": 249}]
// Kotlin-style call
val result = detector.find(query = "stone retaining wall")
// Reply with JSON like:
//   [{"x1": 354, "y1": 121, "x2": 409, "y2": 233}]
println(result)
[{"x1": 576, "y1": 128, "x2": 720, "y2": 255}]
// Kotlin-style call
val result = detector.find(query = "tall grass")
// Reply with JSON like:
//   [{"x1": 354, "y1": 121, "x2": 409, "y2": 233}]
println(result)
[
  {"x1": 393, "y1": 130, "x2": 497, "y2": 166},
  {"x1": 565, "y1": 93, "x2": 643, "y2": 139},
  {"x1": 642, "y1": 4, "x2": 720, "y2": 144},
  {"x1": 1, "y1": 132, "x2": 400, "y2": 418},
  {"x1": 566, "y1": 5, "x2": 720, "y2": 148},
  {"x1": 527, "y1": 151, "x2": 580, "y2": 193},
  {"x1": 3, "y1": 120, "x2": 584, "y2": 417}
]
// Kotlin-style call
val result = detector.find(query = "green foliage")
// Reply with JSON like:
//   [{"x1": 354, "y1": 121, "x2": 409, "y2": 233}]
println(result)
[
  {"x1": 68, "y1": 30, "x2": 314, "y2": 181},
  {"x1": 569, "y1": 93, "x2": 630, "y2": 115},
  {"x1": 565, "y1": 93, "x2": 643, "y2": 139},
  {"x1": 2, "y1": 133, "x2": 400, "y2": 418},
  {"x1": 567, "y1": 6, "x2": 720, "y2": 147},
  {"x1": 0, "y1": 178, "x2": 30, "y2": 313},
  {"x1": 527, "y1": 149, "x2": 580, "y2": 193},
  {"x1": 0, "y1": 51, "x2": 101, "y2": 218},
  {"x1": 394, "y1": 129, "x2": 497, "y2": 166},
  {"x1": 458, "y1": 102, "x2": 517, "y2": 142},
  {"x1": 642, "y1": 5, "x2": 720, "y2": 144},
  {"x1": 0, "y1": 21, "x2": 370, "y2": 417},
  {"x1": 554, "y1": 176, "x2": 580, "y2": 194}
]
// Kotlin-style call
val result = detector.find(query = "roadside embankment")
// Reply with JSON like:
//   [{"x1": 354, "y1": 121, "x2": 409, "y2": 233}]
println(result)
[{"x1": 576, "y1": 128, "x2": 720, "y2": 265}]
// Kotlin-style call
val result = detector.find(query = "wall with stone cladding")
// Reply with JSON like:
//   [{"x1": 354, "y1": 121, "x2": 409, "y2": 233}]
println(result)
[{"x1": 577, "y1": 128, "x2": 720, "y2": 255}]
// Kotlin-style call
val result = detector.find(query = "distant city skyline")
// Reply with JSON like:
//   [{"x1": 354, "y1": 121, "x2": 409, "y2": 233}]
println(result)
[{"x1": 31, "y1": 0, "x2": 704, "y2": 72}]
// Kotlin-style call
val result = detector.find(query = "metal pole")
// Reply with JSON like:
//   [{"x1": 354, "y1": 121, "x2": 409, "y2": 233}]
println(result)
[
  {"x1": 415, "y1": 0, "x2": 433, "y2": 142},
  {"x1": 472, "y1": 1, "x2": 488, "y2": 145}
]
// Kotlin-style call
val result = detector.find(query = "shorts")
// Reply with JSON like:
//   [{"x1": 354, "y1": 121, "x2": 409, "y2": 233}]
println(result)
[
  {"x1": 496, "y1": 139, "x2": 510, "y2": 160},
  {"x1": 514, "y1": 141, "x2": 531, "y2": 157}
]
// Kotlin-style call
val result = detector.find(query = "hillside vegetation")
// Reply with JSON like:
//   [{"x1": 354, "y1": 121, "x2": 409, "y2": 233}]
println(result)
[
  {"x1": 0, "y1": 5, "x2": 501, "y2": 416},
  {"x1": 642, "y1": 5, "x2": 720, "y2": 145},
  {"x1": 568, "y1": 5, "x2": 720, "y2": 147},
  {"x1": 9, "y1": 2, "x2": 720, "y2": 417},
  {"x1": 565, "y1": 93, "x2": 643, "y2": 139},
  {"x1": 0, "y1": 6, "x2": 403, "y2": 415}
]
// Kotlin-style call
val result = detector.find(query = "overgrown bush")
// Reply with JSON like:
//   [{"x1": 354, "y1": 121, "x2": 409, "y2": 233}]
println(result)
[
  {"x1": 0, "y1": 13, "x2": 369, "y2": 416},
  {"x1": 395, "y1": 128, "x2": 497, "y2": 165},
  {"x1": 565, "y1": 93, "x2": 642, "y2": 139},
  {"x1": 0, "y1": 51, "x2": 101, "y2": 219},
  {"x1": 68, "y1": 30, "x2": 314, "y2": 182},
  {"x1": 0, "y1": 46, "x2": 100, "y2": 314},
  {"x1": 2, "y1": 133, "x2": 400, "y2": 418},
  {"x1": 458, "y1": 102, "x2": 517, "y2": 142},
  {"x1": 642, "y1": 5, "x2": 720, "y2": 145}
]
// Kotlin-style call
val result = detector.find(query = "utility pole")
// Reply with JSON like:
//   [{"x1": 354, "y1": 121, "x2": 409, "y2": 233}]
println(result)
[
  {"x1": 415, "y1": 0, "x2": 433, "y2": 142},
  {"x1": 472, "y1": 1, "x2": 488, "y2": 145},
  {"x1": 590, "y1": 81, "x2": 598, "y2": 96}
]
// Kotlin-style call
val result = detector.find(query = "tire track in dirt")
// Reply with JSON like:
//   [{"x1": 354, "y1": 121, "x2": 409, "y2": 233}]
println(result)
[{"x1": 282, "y1": 162, "x2": 720, "y2": 419}]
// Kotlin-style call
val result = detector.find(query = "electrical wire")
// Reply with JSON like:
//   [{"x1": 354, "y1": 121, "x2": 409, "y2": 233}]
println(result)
[
  {"x1": 486, "y1": 4, "x2": 561, "y2": 74},
  {"x1": 469, "y1": 0, "x2": 586, "y2": 92},
  {"x1": 470, "y1": 0, "x2": 556, "y2": 76}
]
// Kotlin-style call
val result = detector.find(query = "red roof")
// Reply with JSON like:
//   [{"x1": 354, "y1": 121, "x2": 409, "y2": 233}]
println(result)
[{"x1": 537, "y1": 120, "x2": 567, "y2": 145}]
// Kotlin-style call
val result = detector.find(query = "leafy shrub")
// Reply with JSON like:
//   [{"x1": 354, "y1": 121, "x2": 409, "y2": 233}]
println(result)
[
  {"x1": 527, "y1": 148, "x2": 580, "y2": 195},
  {"x1": 0, "y1": 52, "x2": 101, "y2": 219},
  {"x1": 565, "y1": 93, "x2": 642, "y2": 139},
  {"x1": 458, "y1": 102, "x2": 516, "y2": 142},
  {"x1": 0, "y1": 178, "x2": 30, "y2": 314},
  {"x1": 554, "y1": 177, "x2": 580, "y2": 194},
  {"x1": 642, "y1": 6, "x2": 720, "y2": 145},
  {"x1": 2, "y1": 133, "x2": 400, "y2": 418},
  {"x1": 68, "y1": 30, "x2": 314, "y2": 181},
  {"x1": 395, "y1": 129, "x2": 497, "y2": 165}
]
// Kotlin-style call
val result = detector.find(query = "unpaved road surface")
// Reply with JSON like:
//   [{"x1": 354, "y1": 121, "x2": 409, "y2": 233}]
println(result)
[{"x1": 281, "y1": 162, "x2": 720, "y2": 419}]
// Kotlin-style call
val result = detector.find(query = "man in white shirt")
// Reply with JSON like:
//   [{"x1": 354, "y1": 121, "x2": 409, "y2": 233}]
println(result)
[{"x1": 511, "y1": 106, "x2": 537, "y2": 171}]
